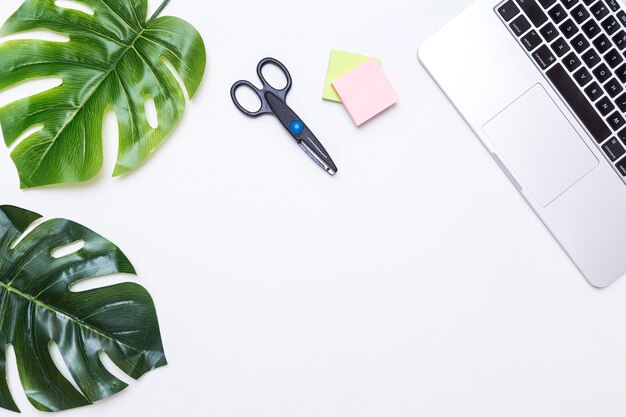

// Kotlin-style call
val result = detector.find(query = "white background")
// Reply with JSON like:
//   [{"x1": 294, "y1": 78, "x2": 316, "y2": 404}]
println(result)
[{"x1": 1, "y1": 0, "x2": 626, "y2": 416}]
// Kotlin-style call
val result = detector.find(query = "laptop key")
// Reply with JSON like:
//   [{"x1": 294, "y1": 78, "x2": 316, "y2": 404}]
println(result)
[
  {"x1": 574, "y1": 67, "x2": 593, "y2": 85},
  {"x1": 515, "y1": 0, "x2": 549, "y2": 26},
  {"x1": 511, "y1": 15, "x2": 532, "y2": 35},
  {"x1": 615, "y1": 92, "x2": 626, "y2": 111},
  {"x1": 559, "y1": 18, "x2": 580, "y2": 38},
  {"x1": 613, "y1": 31, "x2": 626, "y2": 50},
  {"x1": 618, "y1": 127, "x2": 626, "y2": 143},
  {"x1": 540, "y1": 22, "x2": 559, "y2": 41},
  {"x1": 522, "y1": 30, "x2": 543, "y2": 50},
  {"x1": 499, "y1": 1, "x2": 521, "y2": 21},
  {"x1": 549, "y1": 4, "x2": 568, "y2": 23},
  {"x1": 593, "y1": 34, "x2": 611, "y2": 53},
  {"x1": 604, "y1": 48, "x2": 624, "y2": 68},
  {"x1": 571, "y1": 4, "x2": 590, "y2": 23},
  {"x1": 593, "y1": 63, "x2": 612, "y2": 82},
  {"x1": 533, "y1": 44, "x2": 558, "y2": 68},
  {"x1": 585, "y1": 81, "x2": 603, "y2": 101},
  {"x1": 571, "y1": 33, "x2": 590, "y2": 52},
  {"x1": 618, "y1": 10, "x2": 626, "y2": 26},
  {"x1": 564, "y1": 52, "x2": 582, "y2": 70},
  {"x1": 601, "y1": 16, "x2": 620, "y2": 35},
  {"x1": 596, "y1": 96, "x2": 615, "y2": 115},
  {"x1": 539, "y1": 0, "x2": 557, "y2": 6},
  {"x1": 605, "y1": 0, "x2": 620, "y2": 12},
  {"x1": 616, "y1": 158, "x2": 626, "y2": 176},
  {"x1": 605, "y1": 78, "x2": 623, "y2": 97},
  {"x1": 602, "y1": 137, "x2": 625, "y2": 161},
  {"x1": 546, "y1": 64, "x2": 611, "y2": 142},
  {"x1": 561, "y1": 0, "x2": 580, "y2": 9},
  {"x1": 607, "y1": 111, "x2": 626, "y2": 130},
  {"x1": 582, "y1": 19, "x2": 601, "y2": 37},
  {"x1": 552, "y1": 37, "x2": 572, "y2": 55},
  {"x1": 590, "y1": 1, "x2": 610, "y2": 20},
  {"x1": 616, "y1": 63, "x2": 626, "y2": 82},
  {"x1": 582, "y1": 48, "x2": 601, "y2": 67}
]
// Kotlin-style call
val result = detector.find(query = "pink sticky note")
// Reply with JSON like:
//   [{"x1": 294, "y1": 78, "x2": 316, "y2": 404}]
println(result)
[{"x1": 331, "y1": 59, "x2": 399, "y2": 126}]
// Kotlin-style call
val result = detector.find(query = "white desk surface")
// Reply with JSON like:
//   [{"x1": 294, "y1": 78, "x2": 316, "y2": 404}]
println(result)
[{"x1": 1, "y1": 0, "x2": 626, "y2": 416}]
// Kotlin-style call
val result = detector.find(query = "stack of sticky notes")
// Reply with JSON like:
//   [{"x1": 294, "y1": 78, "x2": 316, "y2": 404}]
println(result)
[{"x1": 323, "y1": 49, "x2": 399, "y2": 127}]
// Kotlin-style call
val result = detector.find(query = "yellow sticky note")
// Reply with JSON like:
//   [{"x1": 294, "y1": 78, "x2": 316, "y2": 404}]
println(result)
[{"x1": 322, "y1": 49, "x2": 381, "y2": 103}]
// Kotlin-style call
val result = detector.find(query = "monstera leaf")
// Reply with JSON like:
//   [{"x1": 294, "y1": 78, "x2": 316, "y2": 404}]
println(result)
[
  {"x1": 0, "y1": 205, "x2": 166, "y2": 412},
  {"x1": 0, "y1": 0, "x2": 206, "y2": 188}
]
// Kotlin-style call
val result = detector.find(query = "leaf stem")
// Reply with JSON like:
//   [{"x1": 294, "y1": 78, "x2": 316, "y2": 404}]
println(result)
[{"x1": 148, "y1": 0, "x2": 171, "y2": 24}]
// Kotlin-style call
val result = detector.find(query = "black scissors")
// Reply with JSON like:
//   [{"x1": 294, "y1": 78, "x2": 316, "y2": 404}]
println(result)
[{"x1": 231, "y1": 58, "x2": 338, "y2": 176}]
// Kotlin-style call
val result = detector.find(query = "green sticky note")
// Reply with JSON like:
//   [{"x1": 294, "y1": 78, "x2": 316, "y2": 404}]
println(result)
[{"x1": 323, "y1": 49, "x2": 381, "y2": 103}]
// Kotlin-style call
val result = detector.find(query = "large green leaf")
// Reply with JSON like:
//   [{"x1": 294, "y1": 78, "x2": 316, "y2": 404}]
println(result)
[
  {"x1": 0, "y1": 0, "x2": 206, "y2": 189},
  {"x1": 0, "y1": 205, "x2": 166, "y2": 412}
]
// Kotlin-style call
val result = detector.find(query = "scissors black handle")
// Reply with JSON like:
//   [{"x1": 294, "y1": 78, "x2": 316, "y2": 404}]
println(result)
[
  {"x1": 230, "y1": 58, "x2": 293, "y2": 117},
  {"x1": 230, "y1": 58, "x2": 338, "y2": 176}
]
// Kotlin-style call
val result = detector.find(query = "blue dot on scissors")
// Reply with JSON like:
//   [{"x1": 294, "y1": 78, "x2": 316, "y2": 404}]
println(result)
[{"x1": 289, "y1": 120, "x2": 304, "y2": 136}]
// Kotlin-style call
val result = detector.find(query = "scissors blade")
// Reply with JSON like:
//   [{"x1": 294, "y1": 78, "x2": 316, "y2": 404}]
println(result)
[
  {"x1": 263, "y1": 89, "x2": 338, "y2": 175},
  {"x1": 298, "y1": 137, "x2": 337, "y2": 176}
]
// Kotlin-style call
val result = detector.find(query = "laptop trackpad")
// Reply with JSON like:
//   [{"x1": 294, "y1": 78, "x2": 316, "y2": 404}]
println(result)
[{"x1": 483, "y1": 85, "x2": 598, "y2": 207}]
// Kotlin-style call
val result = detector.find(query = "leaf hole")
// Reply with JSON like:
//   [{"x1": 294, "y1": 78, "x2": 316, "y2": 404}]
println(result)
[
  {"x1": 144, "y1": 95, "x2": 158, "y2": 129},
  {"x1": 0, "y1": 77, "x2": 63, "y2": 112},
  {"x1": 55, "y1": 0, "x2": 95, "y2": 15},
  {"x1": 10, "y1": 217, "x2": 48, "y2": 250},
  {"x1": 70, "y1": 273, "x2": 137, "y2": 293},
  {"x1": 102, "y1": 107, "x2": 120, "y2": 179},
  {"x1": 48, "y1": 341, "x2": 86, "y2": 398},
  {"x1": 51, "y1": 240, "x2": 85, "y2": 259},
  {"x1": 0, "y1": 30, "x2": 69, "y2": 44},
  {"x1": 7, "y1": 124, "x2": 44, "y2": 154},
  {"x1": 161, "y1": 57, "x2": 190, "y2": 101},
  {"x1": 5, "y1": 344, "x2": 29, "y2": 412},
  {"x1": 98, "y1": 351, "x2": 133, "y2": 384}
]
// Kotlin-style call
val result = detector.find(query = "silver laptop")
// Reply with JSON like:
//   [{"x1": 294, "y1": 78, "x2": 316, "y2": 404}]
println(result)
[{"x1": 420, "y1": 0, "x2": 626, "y2": 287}]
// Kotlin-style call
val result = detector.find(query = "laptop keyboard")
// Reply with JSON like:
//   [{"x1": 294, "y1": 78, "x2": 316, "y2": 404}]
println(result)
[{"x1": 496, "y1": 0, "x2": 626, "y2": 179}]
